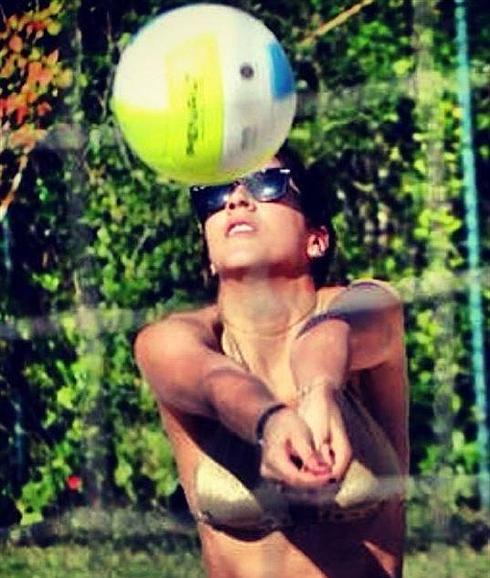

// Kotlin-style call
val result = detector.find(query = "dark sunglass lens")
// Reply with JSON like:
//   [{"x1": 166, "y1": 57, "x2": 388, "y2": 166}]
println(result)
[
  {"x1": 247, "y1": 169, "x2": 289, "y2": 201},
  {"x1": 191, "y1": 169, "x2": 292, "y2": 220},
  {"x1": 191, "y1": 184, "x2": 231, "y2": 221}
]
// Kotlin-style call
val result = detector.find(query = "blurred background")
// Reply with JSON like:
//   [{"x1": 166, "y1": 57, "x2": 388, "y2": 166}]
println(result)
[{"x1": 0, "y1": 0, "x2": 488, "y2": 576}]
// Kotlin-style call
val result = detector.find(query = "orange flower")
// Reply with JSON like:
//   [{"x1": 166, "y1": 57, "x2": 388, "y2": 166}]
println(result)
[
  {"x1": 15, "y1": 103, "x2": 29, "y2": 125},
  {"x1": 36, "y1": 101, "x2": 52, "y2": 117},
  {"x1": 8, "y1": 35, "x2": 23, "y2": 53},
  {"x1": 27, "y1": 61, "x2": 54, "y2": 88}
]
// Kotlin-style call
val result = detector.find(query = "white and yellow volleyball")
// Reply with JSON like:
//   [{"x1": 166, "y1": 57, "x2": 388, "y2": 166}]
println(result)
[{"x1": 112, "y1": 3, "x2": 297, "y2": 184}]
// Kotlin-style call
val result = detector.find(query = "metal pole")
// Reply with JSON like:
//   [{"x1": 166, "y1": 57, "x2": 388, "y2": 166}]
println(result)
[
  {"x1": 2, "y1": 215, "x2": 27, "y2": 491},
  {"x1": 454, "y1": 0, "x2": 489, "y2": 509}
]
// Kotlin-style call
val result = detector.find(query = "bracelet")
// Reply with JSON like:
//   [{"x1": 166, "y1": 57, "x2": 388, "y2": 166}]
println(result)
[
  {"x1": 255, "y1": 403, "x2": 288, "y2": 445},
  {"x1": 297, "y1": 377, "x2": 340, "y2": 398}
]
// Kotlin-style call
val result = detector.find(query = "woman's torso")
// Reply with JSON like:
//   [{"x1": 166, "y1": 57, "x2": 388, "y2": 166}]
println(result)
[{"x1": 159, "y1": 286, "x2": 407, "y2": 578}]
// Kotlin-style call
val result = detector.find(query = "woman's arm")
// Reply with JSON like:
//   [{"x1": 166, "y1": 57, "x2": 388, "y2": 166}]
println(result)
[
  {"x1": 134, "y1": 306, "x2": 332, "y2": 486},
  {"x1": 291, "y1": 280, "x2": 407, "y2": 477},
  {"x1": 291, "y1": 280, "x2": 405, "y2": 390},
  {"x1": 134, "y1": 305, "x2": 271, "y2": 435}
]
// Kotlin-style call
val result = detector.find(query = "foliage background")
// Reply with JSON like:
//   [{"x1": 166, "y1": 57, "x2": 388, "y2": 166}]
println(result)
[{"x1": 0, "y1": 0, "x2": 488, "y2": 548}]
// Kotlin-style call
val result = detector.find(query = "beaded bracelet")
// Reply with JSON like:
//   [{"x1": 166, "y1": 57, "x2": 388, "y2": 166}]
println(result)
[
  {"x1": 297, "y1": 378, "x2": 341, "y2": 399},
  {"x1": 255, "y1": 403, "x2": 288, "y2": 445}
]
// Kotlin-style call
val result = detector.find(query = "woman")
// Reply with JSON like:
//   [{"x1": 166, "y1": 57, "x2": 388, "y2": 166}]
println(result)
[{"x1": 135, "y1": 145, "x2": 409, "y2": 578}]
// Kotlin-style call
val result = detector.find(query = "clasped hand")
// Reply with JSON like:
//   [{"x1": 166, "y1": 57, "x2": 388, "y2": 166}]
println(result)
[{"x1": 259, "y1": 387, "x2": 352, "y2": 499}]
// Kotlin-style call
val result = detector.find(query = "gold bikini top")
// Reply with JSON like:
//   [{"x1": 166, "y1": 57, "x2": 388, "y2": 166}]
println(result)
[{"x1": 193, "y1": 290, "x2": 404, "y2": 532}]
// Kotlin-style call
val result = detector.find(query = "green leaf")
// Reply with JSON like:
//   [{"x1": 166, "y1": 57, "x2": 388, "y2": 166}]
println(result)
[{"x1": 56, "y1": 386, "x2": 75, "y2": 409}]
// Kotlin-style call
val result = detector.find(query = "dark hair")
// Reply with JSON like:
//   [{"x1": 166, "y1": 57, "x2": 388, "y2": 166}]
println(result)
[
  {"x1": 275, "y1": 143, "x2": 337, "y2": 287},
  {"x1": 197, "y1": 142, "x2": 337, "y2": 290}
]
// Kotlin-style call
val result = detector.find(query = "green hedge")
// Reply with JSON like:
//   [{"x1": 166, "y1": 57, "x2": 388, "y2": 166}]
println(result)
[{"x1": 0, "y1": 0, "x2": 488, "y2": 528}]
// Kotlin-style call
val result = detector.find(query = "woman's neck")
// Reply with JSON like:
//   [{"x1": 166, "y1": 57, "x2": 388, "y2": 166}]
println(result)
[{"x1": 217, "y1": 273, "x2": 317, "y2": 337}]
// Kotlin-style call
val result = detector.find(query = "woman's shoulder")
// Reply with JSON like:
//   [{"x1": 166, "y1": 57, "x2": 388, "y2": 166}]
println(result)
[
  {"x1": 347, "y1": 277, "x2": 401, "y2": 298},
  {"x1": 315, "y1": 278, "x2": 401, "y2": 311},
  {"x1": 315, "y1": 284, "x2": 345, "y2": 311},
  {"x1": 135, "y1": 304, "x2": 221, "y2": 357}
]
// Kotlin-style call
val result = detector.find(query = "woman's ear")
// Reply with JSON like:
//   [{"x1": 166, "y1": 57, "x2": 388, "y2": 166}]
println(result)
[{"x1": 306, "y1": 226, "x2": 329, "y2": 259}]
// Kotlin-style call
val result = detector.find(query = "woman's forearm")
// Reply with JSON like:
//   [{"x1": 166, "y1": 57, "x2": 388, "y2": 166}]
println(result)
[
  {"x1": 292, "y1": 318, "x2": 351, "y2": 393},
  {"x1": 135, "y1": 315, "x2": 333, "y2": 481},
  {"x1": 201, "y1": 367, "x2": 282, "y2": 442},
  {"x1": 134, "y1": 315, "x2": 280, "y2": 442},
  {"x1": 292, "y1": 281, "x2": 404, "y2": 390}
]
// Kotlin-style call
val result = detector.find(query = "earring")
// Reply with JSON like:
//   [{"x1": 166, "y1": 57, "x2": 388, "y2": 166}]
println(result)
[{"x1": 209, "y1": 263, "x2": 217, "y2": 276}]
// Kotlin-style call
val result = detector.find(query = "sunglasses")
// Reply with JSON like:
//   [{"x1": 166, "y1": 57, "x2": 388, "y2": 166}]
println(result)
[{"x1": 190, "y1": 167, "x2": 297, "y2": 223}]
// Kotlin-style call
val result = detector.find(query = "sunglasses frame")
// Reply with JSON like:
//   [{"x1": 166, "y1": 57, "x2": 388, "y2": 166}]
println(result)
[{"x1": 190, "y1": 167, "x2": 297, "y2": 223}]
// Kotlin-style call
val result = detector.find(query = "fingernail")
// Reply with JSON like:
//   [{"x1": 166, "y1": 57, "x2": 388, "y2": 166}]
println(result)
[{"x1": 291, "y1": 456, "x2": 303, "y2": 469}]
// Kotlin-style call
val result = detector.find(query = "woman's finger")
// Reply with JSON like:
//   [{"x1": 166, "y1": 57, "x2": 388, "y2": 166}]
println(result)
[
  {"x1": 329, "y1": 427, "x2": 352, "y2": 480},
  {"x1": 319, "y1": 440, "x2": 334, "y2": 467},
  {"x1": 261, "y1": 447, "x2": 329, "y2": 486},
  {"x1": 261, "y1": 439, "x2": 330, "y2": 486}
]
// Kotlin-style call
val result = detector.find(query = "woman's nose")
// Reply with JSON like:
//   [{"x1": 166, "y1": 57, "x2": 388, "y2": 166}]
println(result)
[{"x1": 225, "y1": 183, "x2": 256, "y2": 212}]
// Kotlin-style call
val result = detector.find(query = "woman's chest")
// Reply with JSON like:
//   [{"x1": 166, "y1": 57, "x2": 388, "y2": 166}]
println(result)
[
  {"x1": 222, "y1": 331, "x2": 299, "y2": 404},
  {"x1": 258, "y1": 362, "x2": 298, "y2": 405}
]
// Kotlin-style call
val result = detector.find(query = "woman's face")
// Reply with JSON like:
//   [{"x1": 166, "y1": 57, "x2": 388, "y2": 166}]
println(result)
[{"x1": 203, "y1": 158, "x2": 321, "y2": 279}]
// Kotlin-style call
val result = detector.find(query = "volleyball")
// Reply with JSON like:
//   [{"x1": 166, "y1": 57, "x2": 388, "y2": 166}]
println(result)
[{"x1": 112, "y1": 3, "x2": 297, "y2": 184}]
